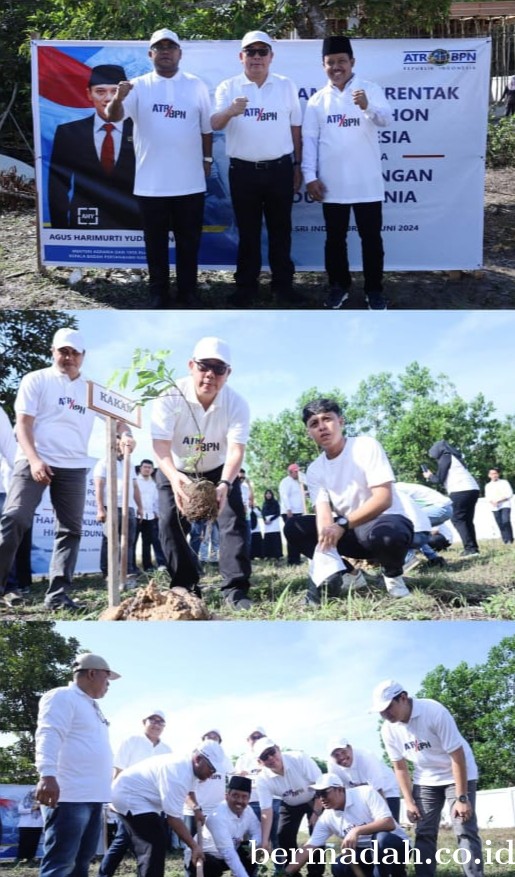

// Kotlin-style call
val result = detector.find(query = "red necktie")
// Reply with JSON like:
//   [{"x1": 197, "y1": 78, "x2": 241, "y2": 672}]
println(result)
[{"x1": 100, "y1": 123, "x2": 115, "y2": 174}]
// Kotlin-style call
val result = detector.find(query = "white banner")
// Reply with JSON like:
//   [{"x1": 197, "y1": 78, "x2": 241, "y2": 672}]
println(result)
[{"x1": 32, "y1": 37, "x2": 490, "y2": 270}]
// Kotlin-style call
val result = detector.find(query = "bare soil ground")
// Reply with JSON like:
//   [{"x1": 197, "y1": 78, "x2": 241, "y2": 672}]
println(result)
[{"x1": 0, "y1": 168, "x2": 514, "y2": 309}]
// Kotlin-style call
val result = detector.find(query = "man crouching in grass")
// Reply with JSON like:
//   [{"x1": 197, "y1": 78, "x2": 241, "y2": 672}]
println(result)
[{"x1": 282, "y1": 773, "x2": 409, "y2": 877}]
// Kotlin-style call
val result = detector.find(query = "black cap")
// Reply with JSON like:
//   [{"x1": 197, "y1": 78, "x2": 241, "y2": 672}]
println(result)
[
  {"x1": 228, "y1": 776, "x2": 252, "y2": 794},
  {"x1": 322, "y1": 36, "x2": 353, "y2": 58},
  {"x1": 88, "y1": 65, "x2": 127, "y2": 87}
]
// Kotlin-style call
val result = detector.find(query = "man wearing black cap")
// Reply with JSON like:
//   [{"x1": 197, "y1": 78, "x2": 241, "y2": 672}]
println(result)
[
  {"x1": 48, "y1": 64, "x2": 140, "y2": 229},
  {"x1": 106, "y1": 28, "x2": 213, "y2": 308},
  {"x1": 188, "y1": 776, "x2": 260, "y2": 877},
  {"x1": 302, "y1": 37, "x2": 392, "y2": 310}
]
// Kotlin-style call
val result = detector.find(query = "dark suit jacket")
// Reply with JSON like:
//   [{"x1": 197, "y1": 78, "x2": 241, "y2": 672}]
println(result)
[{"x1": 48, "y1": 114, "x2": 141, "y2": 229}]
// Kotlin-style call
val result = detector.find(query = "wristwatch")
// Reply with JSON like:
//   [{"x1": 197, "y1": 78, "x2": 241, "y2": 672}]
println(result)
[
  {"x1": 457, "y1": 794, "x2": 469, "y2": 803},
  {"x1": 335, "y1": 516, "x2": 349, "y2": 531},
  {"x1": 203, "y1": 156, "x2": 214, "y2": 163}
]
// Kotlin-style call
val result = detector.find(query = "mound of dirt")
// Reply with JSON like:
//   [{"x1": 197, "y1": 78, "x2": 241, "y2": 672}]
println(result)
[{"x1": 100, "y1": 580, "x2": 211, "y2": 621}]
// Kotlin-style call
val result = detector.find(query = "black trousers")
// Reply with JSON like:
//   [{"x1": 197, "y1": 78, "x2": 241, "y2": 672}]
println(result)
[
  {"x1": 118, "y1": 812, "x2": 168, "y2": 877},
  {"x1": 278, "y1": 800, "x2": 324, "y2": 877},
  {"x1": 323, "y1": 201, "x2": 384, "y2": 293},
  {"x1": 450, "y1": 489, "x2": 480, "y2": 552},
  {"x1": 188, "y1": 848, "x2": 256, "y2": 877},
  {"x1": 156, "y1": 466, "x2": 251, "y2": 598},
  {"x1": 137, "y1": 193, "x2": 205, "y2": 299},
  {"x1": 282, "y1": 513, "x2": 303, "y2": 564},
  {"x1": 284, "y1": 513, "x2": 413, "y2": 579},
  {"x1": 229, "y1": 156, "x2": 295, "y2": 291}
]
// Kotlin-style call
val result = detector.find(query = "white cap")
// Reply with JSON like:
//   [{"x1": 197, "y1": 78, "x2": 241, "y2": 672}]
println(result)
[
  {"x1": 327, "y1": 736, "x2": 351, "y2": 756},
  {"x1": 195, "y1": 739, "x2": 226, "y2": 772},
  {"x1": 149, "y1": 28, "x2": 181, "y2": 48},
  {"x1": 192, "y1": 337, "x2": 231, "y2": 365},
  {"x1": 253, "y1": 736, "x2": 278, "y2": 760},
  {"x1": 241, "y1": 30, "x2": 273, "y2": 49},
  {"x1": 370, "y1": 679, "x2": 405, "y2": 712},
  {"x1": 52, "y1": 328, "x2": 86, "y2": 353},
  {"x1": 310, "y1": 773, "x2": 345, "y2": 791},
  {"x1": 72, "y1": 653, "x2": 120, "y2": 680},
  {"x1": 249, "y1": 725, "x2": 267, "y2": 737},
  {"x1": 202, "y1": 728, "x2": 222, "y2": 742},
  {"x1": 144, "y1": 709, "x2": 166, "y2": 721}
]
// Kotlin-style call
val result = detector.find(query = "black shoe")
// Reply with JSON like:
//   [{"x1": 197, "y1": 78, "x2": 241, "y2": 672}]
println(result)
[
  {"x1": 305, "y1": 573, "x2": 344, "y2": 606},
  {"x1": 224, "y1": 588, "x2": 252, "y2": 611},
  {"x1": 44, "y1": 594, "x2": 83, "y2": 612},
  {"x1": 324, "y1": 285, "x2": 350, "y2": 309},
  {"x1": 1, "y1": 589, "x2": 25, "y2": 608},
  {"x1": 149, "y1": 294, "x2": 174, "y2": 309},
  {"x1": 425, "y1": 556, "x2": 446, "y2": 568},
  {"x1": 228, "y1": 288, "x2": 257, "y2": 307},
  {"x1": 365, "y1": 292, "x2": 387, "y2": 310},
  {"x1": 177, "y1": 291, "x2": 202, "y2": 309}
]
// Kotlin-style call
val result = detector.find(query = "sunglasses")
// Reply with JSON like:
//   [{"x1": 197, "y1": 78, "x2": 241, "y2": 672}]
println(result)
[
  {"x1": 315, "y1": 789, "x2": 332, "y2": 798},
  {"x1": 194, "y1": 359, "x2": 229, "y2": 376},
  {"x1": 147, "y1": 717, "x2": 165, "y2": 724},
  {"x1": 259, "y1": 747, "x2": 277, "y2": 761},
  {"x1": 244, "y1": 48, "x2": 270, "y2": 57}
]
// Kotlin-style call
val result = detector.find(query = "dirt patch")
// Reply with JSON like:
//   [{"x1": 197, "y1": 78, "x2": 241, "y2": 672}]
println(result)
[
  {"x1": 99, "y1": 581, "x2": 211, "y2": 621},
  {"x1": 0, "y1": 167, "x2": 513, "y2": 309}
]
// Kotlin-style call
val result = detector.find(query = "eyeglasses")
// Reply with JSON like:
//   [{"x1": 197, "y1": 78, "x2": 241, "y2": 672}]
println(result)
[
  {"x1": 244, "y1": 48, "x2": 270, "y2": 57},
  {"x1": 315, "y1": 789, "x2": 332, "y2": 798},
  {"x1": 259, "y1": 747, "x2": 277, "y2": 761},
  {"x1": 194, "y1": 359, "x2": 229, "y2": 376},
  {"x1": 151, "y1": 43, "x2": 179, "y2": 52},
  {"x1": 250, "y1": 733, "x2": 263, "y2": 741},
  {"x1": 147, "y1": 717, "x2": 165, "y2": 725}
]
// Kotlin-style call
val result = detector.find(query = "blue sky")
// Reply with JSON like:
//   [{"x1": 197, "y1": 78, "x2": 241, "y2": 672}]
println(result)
[
  {"x1": 17, "y1": 619, "x2": 511, "y2": 762},
  {"x1": 68, "y1": 309, "x2": 515, "y2": 466}
]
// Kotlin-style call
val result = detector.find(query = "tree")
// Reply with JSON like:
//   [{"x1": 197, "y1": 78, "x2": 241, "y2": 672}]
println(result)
[
  {"x1": 418, "y1": 635, "x2": 515, "y2": 789},
  {"x1": 0, "y1": 621, "x2": 80, "y2": 737},
  {"x1": 0, "y1": 310, "x2": 77, "y2": 419}
]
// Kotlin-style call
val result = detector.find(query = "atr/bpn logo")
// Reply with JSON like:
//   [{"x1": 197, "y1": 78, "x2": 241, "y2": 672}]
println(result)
[
  {"x1": 77, "y1": 207, "x2": 99, "y2": 226},
  {"x1": 403, "y1": 48, "x2": 477, "y2": 68}
]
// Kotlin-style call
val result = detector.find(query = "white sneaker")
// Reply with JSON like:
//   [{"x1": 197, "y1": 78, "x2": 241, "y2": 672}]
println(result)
[
  {"x1": 341, "y1": 569, "x2": 368, "y2": 592},
  {"x1": 383, "y1": 575, "x2": 410, "y2": 597}
]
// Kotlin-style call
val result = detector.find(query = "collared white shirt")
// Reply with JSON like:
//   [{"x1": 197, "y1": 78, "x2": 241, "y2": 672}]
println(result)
[
  {"x1": 122, "y1": 70, "x2": 212, "y2": 196},
  {"x1": 151, "y1": 376, "x2": 250, "y2": 472},
  {"x1": 200, "y1": 801, "x2": 261, "y2": 877},
  {"x1": 330, "y1": 748, "x2": 399, "y2": 798},
  {"x1": 35, "y1": 682, "x2": 113, "y2": 802},
  {"x1": 214, "y1": 72, "x2": 301, "y2": 161},
  {"x1": 485, "y1": 478, "x2": 514, "y2": 510},
  {"x1": 115, "y1": 733, "x2": 172, "y2": 770},
  {"x1": 111, "y1": 752, "x2": 198, "y2": 817},
  {"x1": 309, "y1": 786, "x2": 408, "y2": 848},
  {"x1": 93, "y1": 457, "x2": 138, "y2": 509},
  {"x1": 381, "y1": 697, "x2": 478, "y2": 786},
  {"x1": 302, "y1": 74, "x2": 392, "y2": 204},
  {"x1": 279, "y1": 474, "x2": 304, "y2": 514},
  {"x1": 256, "y1": 751, "x2": 321, "y2": 809},
  {"x1": 14, "y1": 365, "x2": 98, "y2": 468},
  {"x1": 136, "y1": 475, "x2": 160, "y2": 519}
]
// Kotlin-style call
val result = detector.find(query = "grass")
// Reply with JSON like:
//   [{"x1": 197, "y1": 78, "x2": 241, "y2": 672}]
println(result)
[
  {"x1": 4, "y1": 828, "x2": 514, "y2": 877},
  {"x1": 3, "y1": 541, "x2": 514, "y2": 622}
]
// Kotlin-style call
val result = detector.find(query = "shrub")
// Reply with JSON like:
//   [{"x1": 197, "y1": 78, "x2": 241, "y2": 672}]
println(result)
[{"x1": 486, "y1": 116, "x2": 515, "y2": 168}]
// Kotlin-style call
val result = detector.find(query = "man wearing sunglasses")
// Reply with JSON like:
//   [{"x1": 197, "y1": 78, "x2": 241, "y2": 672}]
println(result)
[
  {"x1": 111, "y1": 741, "x2": 226, "y2": 877},
  {"x1": 254, "y1": 738, "x2": 324, "y2": 877},
  {"x1": 282, "y1": 774, "x2": 408, "y2": 877},
  {"x1": 212, "y1": 30, "x2": 302, "y2": 306},
  {"x1": 152, "y1": 336, "x2": 252, "y2": 610},
  {"x1": 98, "y1": 710, "x2": 171, "y2": 877}
]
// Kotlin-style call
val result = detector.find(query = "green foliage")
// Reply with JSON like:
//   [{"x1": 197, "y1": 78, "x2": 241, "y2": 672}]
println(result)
[
  {"x1": 246, "y1": 363, "x2": 505, "y2": 498},
  {"x1": 353, "y1": 0, "x2": 451, "y2": 38},
  {"x1": 418, "y1": 636, "x2": 515, "y2": 788},
  {"x1": 0, "y1": 311, "x2": 78, "y2": 420},
  {"x1": 0, "y1": 734, "x2": 39, "y2": 784},
  {"x1": 486, "y1": 116, "x2": 515, "y2": 168},
  {"x1": 0, "y1": 621, "x2": 80, "y2": 739}
]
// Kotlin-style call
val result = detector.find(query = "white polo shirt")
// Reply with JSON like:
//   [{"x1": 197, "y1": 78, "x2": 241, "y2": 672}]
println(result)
[
  {"x1": 122, "y1": 69, "x2": 212, "y2": 196},
  {"x1": 137, "y1": 475, "x2": 160, "y2": 519},
  {"x1": 35, "y1": 682, "x2": 113, "y2": 802},
  {"x1": 307, "y1": 436, "x2": 406, "y2": 520},
  {"x1": 485, "y1": 478, "x2": 513, "y2": 510},
  {"x1": 279, "y1": 474, "x2": 304, "y2": 514},
  {"x1": 381, "y1": 697, "x2": 478, "y2": 786},
  {"x1": 200, "y1": 800, "x2": 261, "y2": 877},
  {"x1": 93, "y1": 457, "x2": 138, "y2": 510},
  {"x1": 14, "y1": 366, "x2": 97, "y2": 469},
  {"x1": 330, "y1": 748, "x2": 399, "y2": 798},
  {"x1": 256, "y1": 751, "x2": 321, "y2": 809},
  {"x1": 214, "y1": 72, "x2": 301, "y2": 161},
  {"x1": 151, "y1": 376, "x2": 250, "y2": 472},
  {"x1": 114, "y1": 734, "x2": 172, "y2": 770},
  {"x1": 234, "y1": 751, "x2": 263, "y2": 803},
  {"x1": 184, "y1": 751, "x2": 234, "y2": 816},
  {"x1": 309, "y1": 786, "x2": 408, "y2": 848},
  {"x1": 111, "y1": 752, "x2": 198, "y2": 817},
  {"x1": 302, "y1": 75, "x2": 392, "y2": 204}
]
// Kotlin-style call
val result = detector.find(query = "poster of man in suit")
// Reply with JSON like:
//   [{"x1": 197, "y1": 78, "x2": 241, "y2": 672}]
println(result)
[{"x1": 48, "y1": 64, "x2": 141, "y2": 229}]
